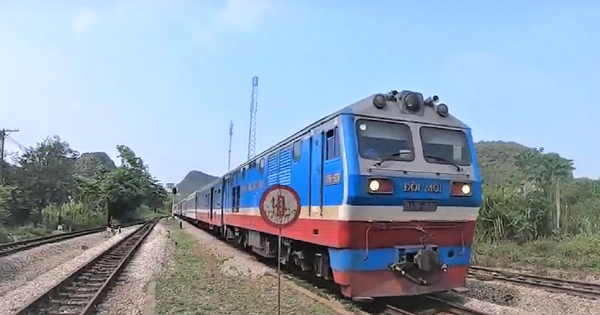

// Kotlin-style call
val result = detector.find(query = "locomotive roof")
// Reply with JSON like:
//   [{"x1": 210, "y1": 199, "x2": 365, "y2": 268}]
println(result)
[{"x1": 339, "y1": 93, "x2": 469, "y2": 129}]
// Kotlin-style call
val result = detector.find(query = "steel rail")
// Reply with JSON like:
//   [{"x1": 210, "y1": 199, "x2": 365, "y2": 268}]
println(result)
[{"x1": 424, "y1": 296, "x2": 491, "y2": 315}]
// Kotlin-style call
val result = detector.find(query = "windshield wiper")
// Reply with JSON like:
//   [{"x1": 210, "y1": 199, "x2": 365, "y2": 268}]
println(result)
[
  {"x1": 373, "y1": 150, "x2": 411, "y2": 167},
  {"x1": 424, "y1": 154, "x2": 462, "y2": 171}
]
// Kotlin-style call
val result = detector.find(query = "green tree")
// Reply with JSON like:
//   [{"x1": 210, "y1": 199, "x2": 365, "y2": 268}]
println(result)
[
  {"x1": 514, "y1": 148, "x2": 574, "y2": 230},
  {"x1": 0, "y1": 136, "x2": 167, "y2": 239},
  {"x1": 9, "y1": 136, "x2": 79, "y2": 225},
  {"x1": 100, "y1": 145, "x2": 167, "y2": 223},
  {"x1": 0, "y1": 185, "x2": 11, "y2": 226}
]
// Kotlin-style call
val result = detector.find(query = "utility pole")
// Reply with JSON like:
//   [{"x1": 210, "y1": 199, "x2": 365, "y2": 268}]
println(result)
[
  {"x1": 171, "y1": 187, "x2": 177, "y2": 218},
  {"x1": 0, "y1": 129, "x2": 19, "y2": 184}
]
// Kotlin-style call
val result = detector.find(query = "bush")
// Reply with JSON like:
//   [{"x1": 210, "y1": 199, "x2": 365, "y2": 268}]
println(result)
[
  {"x1": 0, "y1": 227, "x2": 11, "y2": 243},
  {"x1": 473, "y1": 233, "x2": 600, "y2": 270}
]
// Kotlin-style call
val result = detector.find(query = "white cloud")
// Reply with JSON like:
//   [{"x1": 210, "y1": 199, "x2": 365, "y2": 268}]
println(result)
[{"x1": 71, "y1": 7, "x2": 98, "y2": 34}]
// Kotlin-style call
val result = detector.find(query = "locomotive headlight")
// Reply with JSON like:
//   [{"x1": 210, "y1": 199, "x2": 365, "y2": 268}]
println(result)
[
  {"x1": 436, "y1": 103, "x2": 449, "y2": 117},
  {"x1": 369, "y1": 180, "x2": 380, "y2": 191},
  {"x1": 461, "y1": 184, "x2": 471, "y2": 195},
  {"x1": 368, "y1": 178, "x2": 394, "y2": 194},
  {"x1": 451, "y1": 182, "x2": 472, "y2": 196}
]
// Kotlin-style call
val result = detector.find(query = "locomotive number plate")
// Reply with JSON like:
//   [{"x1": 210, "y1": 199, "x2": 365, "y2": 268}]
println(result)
[{"x1": 403, "y1": 200, "x2": 437, "y2": 212}]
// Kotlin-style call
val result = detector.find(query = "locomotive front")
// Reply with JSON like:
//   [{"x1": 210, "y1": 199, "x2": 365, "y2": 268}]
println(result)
[{"x1": 333, "y1": 91, "x2": 482, "y2": 298}]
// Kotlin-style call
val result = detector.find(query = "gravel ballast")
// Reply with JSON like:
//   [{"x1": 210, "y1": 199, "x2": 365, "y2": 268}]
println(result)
[
  {"x1": 95, "y1": 222, "x2": 172, "y2": 315},
  {"x1": 0, "y1": 231, "x2": 108, "y2": 295},
  {"x1": 0, "y1": 225, "x2": 140, "y2": 315},
  {"x1": 459, "y1": 276, "x2": 600, "y2": 315}
]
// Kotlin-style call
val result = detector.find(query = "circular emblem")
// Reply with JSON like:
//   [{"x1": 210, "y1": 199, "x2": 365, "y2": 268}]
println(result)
[{"x1": 259, "y1": 184, "x2": 301, "y2": 229}]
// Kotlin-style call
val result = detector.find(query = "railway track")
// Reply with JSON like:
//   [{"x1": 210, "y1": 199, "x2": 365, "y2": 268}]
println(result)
[
  {"x1": 11, "y1": 218, "x2": 159, "y2": 315},
  {"x1": 0, "y1": 220, "x2": 146, "y2": 258},
  {"x1": 469, "y1": 265, "x2": 600, "y2": 299},
  {"x1": 383, "y1": 296, "x2": 491, "y2": 315}
]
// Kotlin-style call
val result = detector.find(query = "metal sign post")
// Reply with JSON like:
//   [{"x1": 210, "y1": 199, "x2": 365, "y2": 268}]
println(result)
[
  {"x1": 277, "y1": 227, "x2": 282, "y2": 314},
  {"x1": 259, "y1": 184, "x2": 301, "y2": 315}
]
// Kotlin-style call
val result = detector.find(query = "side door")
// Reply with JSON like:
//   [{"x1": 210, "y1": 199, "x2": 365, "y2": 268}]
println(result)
[
  {"x1": 220, "y1": 181, "x2": 226, "y2": 226},
  {"x1": 194, "y1": 193, "x2": 199, "y2": 220},
  {"x1": 323, "y1": 127, "x2": 343, "y2": 208},
  {"x1": 209, "y1": 188, "x2": 214, "y2": 221},
  {"x1": 222, "y1": 176, "x2": 231, "y2": 225},
  {"x1": 310, "y1": 131, "x2": 324, "y2": 215}
]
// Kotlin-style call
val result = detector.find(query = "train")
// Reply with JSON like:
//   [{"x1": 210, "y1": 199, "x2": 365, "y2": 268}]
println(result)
[{"x1": 173, "y1": 90, "x2": 482, "y2": 300}]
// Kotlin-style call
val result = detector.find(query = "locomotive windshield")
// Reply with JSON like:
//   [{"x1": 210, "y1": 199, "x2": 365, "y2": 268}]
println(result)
[
  {"x1": 356, "y1": 119, "x2": 414, "y2": 161},
  {"x1": 420, "y1": 127, "x2": 472, "y2": 166}
]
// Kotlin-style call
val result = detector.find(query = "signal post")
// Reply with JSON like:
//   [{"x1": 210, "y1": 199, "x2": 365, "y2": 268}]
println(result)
[{"x1": 259, "y1": 184, "x2": 301, "y2": 315}]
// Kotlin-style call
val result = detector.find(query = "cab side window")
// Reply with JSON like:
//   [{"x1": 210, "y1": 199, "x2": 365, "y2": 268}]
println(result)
[
  {"x1": 293, "y1": 140, "x2": 302, "y2": 161},
  {"x1": 326, "y1": 127, "x2": 340, "y2": 160}
]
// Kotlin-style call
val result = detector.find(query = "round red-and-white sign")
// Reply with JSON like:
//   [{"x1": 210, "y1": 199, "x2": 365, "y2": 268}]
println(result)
[{"x1": 259, "y1": 184, "x2": 301, "y2": 229}]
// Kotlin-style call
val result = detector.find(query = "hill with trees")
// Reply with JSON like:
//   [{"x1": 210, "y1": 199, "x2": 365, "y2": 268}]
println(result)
[
  {"x1": 475, "y1": 141, "x2": 574, "y2": 187},
  {"x1": 175, "y1": 170, "x2": 219, "y2": 199},
  {"x1": 76, "y1": 152, "x2": 116, "y2": 171},
  {"x1": 475, "y1": 141, "x2": 530, "y2": 186},
  {"x1": 473, "y1": 140, "x2": 600, "y2": 268},
  {"x1": 0, "y1": 136, "x2": 168, "y2": 242}
]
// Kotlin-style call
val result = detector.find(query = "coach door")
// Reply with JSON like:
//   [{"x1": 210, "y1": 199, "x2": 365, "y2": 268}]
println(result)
[
  {"x1": 209, "y1": 188, "x2": 214, "y2": 220},
  {"x1": 194, "y1": 193, "x2": 199, "y2": 220},
  {"x1": 310, "y1": 131, "x2": 324, "y2": 215},
  {"x1": 219, "y1": 181, "x2": 226, "y2": 226}
]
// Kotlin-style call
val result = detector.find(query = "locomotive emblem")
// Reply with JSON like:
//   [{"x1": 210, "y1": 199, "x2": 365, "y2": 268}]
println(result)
[{"x1": 403, "y1": 182, "x2": 442, "y2": 193}]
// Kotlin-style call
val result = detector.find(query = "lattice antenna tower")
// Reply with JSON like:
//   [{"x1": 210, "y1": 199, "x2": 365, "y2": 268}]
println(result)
[
  {"x1": 247, "y1": 76, "x2": 259, "y2": 160},
  {"x1": 228, "y1": 120, "x2": 234, "y2": 171}
]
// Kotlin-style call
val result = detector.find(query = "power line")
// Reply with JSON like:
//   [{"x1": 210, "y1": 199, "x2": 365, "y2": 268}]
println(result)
[
  {"x1": 0, "y1": 129, "x2": 19, "y2": 184},
  {"x1": 6, "y1": 135, "x2": 26, "y2": 151}
]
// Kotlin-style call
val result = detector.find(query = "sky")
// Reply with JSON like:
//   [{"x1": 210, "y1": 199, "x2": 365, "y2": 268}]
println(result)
[{"x1": 1, "y1": 0, "x2": 599, "y2": 184}]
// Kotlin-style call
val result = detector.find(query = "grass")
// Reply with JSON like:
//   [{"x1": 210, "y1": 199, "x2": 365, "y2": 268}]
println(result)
[
  {"x1": 154, "y1": 221, "x2": 344, "y2": 315},
  {"x1": 0, "y1": 225, "x2": 52, "y2": 243},
  {"x1": 472, "y1": 233, "x2": 600, "y2": 271},
  {"x1": 138, "y1": 206, "x2": 168, "y2": 220}
]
